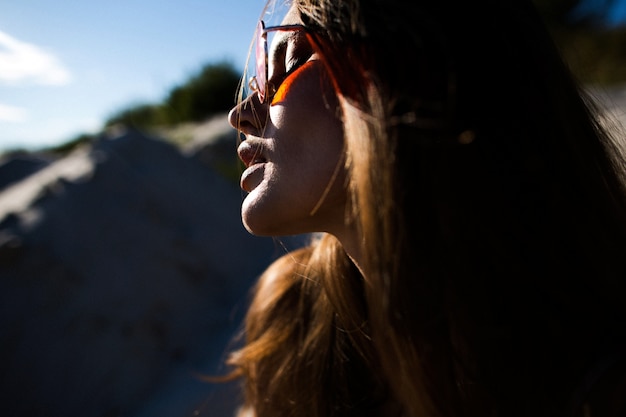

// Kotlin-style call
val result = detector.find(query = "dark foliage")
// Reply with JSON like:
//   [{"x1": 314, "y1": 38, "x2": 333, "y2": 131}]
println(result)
[{"x1": 105, "y1": 61, "x2": 241, "y2": 129}]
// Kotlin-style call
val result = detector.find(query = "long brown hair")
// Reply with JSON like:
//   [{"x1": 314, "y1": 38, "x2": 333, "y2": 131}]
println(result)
[
  {"x1": 228, "y1": 240, "x2": 393, "y2": 417},
  {"x1": 228, "y1": 0, "x2": 626, "y2": 416}
]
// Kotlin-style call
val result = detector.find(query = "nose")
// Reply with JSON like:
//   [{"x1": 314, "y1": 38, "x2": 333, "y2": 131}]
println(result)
[{"x1": 228, "y1": 93, "x2": 267, "y2": 138}]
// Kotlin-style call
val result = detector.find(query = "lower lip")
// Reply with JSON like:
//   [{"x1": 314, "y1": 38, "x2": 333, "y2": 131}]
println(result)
[{"x1": 240, "y1": 163, "x2": 265, "y2": 192}]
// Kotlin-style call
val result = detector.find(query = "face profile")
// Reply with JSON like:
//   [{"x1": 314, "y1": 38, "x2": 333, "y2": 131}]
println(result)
[{"x1": 229, "y1": 5, "x2": 347, "y2": 238}]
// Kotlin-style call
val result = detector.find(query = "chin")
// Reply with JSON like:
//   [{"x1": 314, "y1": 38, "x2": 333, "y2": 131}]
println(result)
[
  {"x1": 242, "y1": 216, "x2": 295, "y2": 237},
  {"x1": 240, "y1": 188, "x2": 339, "y2": 237},
  {"x1": 241, "y1": 205, "x2": 283, "y2": 236},
  {"x1": 241, "y1": 207, "x2": 311, "y2": 237}
]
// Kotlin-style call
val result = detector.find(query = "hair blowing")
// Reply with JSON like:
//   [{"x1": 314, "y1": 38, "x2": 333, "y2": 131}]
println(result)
[{"x1": 226, "y1": 1, "x2": 626, "y2": 416}]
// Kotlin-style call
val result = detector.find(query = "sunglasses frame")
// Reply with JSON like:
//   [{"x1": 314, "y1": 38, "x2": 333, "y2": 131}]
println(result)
[{"x1": 249, "y1": 20, "x2": 307, "y2": 104}]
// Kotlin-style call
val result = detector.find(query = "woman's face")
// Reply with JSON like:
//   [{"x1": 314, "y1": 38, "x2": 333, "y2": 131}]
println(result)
[{"x1": 228, "y1": 5, "x2": 347, "y2": 237}]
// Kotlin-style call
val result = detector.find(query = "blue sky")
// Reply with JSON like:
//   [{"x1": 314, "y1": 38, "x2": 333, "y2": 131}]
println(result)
[
  {"x1": 0, "y1": 0, "x2": 264, "y2": 152},
  {"x1": 1, "y1": 0, "x2": 625, "y2": 152}
]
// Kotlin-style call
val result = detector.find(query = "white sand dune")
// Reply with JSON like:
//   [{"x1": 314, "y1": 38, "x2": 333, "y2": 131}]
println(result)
[{"x1": 0, "y1": 123, "x2": 307, "y2": 417}]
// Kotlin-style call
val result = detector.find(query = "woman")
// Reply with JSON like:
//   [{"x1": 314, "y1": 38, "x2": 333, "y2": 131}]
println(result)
[{"x1": 226, "y1": 0, "x2": 626, "y2": 416}]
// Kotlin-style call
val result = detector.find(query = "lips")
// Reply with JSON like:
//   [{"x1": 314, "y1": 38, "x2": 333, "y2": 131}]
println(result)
[
  {"x1": 238, "y1": 141, "x2": 267, "y2": 192},
  {"x1": 237, "y1": 141, "x2": 267, "y2": 168}
]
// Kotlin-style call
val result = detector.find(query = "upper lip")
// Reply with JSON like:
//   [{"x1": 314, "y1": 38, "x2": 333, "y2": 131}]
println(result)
[{"x1": 237, "y1": 140, "x2": 267, "y2": 168}]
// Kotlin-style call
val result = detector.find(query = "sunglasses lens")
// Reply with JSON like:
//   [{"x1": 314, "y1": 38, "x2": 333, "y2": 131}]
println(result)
[{"x1": 255, "y1": 21, "x2": 267, "y2": 102}]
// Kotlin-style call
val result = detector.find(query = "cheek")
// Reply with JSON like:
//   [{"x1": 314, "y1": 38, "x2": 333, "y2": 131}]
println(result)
[
  {"x1": 271, "y1": 61, "x2": 318, "y2": 105},
  {"x1": 270, "y1": 60, "x2": 343, "y2": 168}
]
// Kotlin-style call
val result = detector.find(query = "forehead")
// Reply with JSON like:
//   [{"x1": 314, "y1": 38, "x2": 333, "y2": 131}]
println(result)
[{"x1": 280, "y1": 3, "x2": 301, "y2": 25}]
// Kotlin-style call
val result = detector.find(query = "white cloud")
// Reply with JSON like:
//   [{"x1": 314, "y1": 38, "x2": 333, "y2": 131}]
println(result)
[
  {"x1": 0, "y1": 30, "x2": 71, "y2": 86},
  {"x1": 0, "y1": 102, "x2": 28, "y2": 122}
]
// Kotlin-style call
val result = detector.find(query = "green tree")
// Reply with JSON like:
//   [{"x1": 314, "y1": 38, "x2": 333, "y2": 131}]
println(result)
[
  {"x1": 106, "y1": 60, "x2": 242, "y2": 129},
  {"x1": 164, "y1": 61, "x2": 242, "y2": 124},
  {"x1": 105, "y1": 103, "x2": 167, "y2": 129}
]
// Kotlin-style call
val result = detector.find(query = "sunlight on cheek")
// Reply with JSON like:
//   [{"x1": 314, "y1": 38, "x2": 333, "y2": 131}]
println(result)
[{"x1": 270, "y1": 61, "x2": 316, "y2": 105}]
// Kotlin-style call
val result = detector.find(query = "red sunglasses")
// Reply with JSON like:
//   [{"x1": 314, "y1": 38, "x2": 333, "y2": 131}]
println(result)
[{"x1": 248, "y1": 20, "x2": 307, "y2": 103}]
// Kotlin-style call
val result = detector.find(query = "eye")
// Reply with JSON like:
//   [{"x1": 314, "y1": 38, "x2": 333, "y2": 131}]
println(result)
[{"x1": 268, "y1": 31, "x2": 313, "y2": 88}]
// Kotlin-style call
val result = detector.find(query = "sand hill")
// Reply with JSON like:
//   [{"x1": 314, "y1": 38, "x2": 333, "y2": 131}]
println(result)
[{"x1": 0, "y1": 118, "x2": 307, "y2": 417}]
